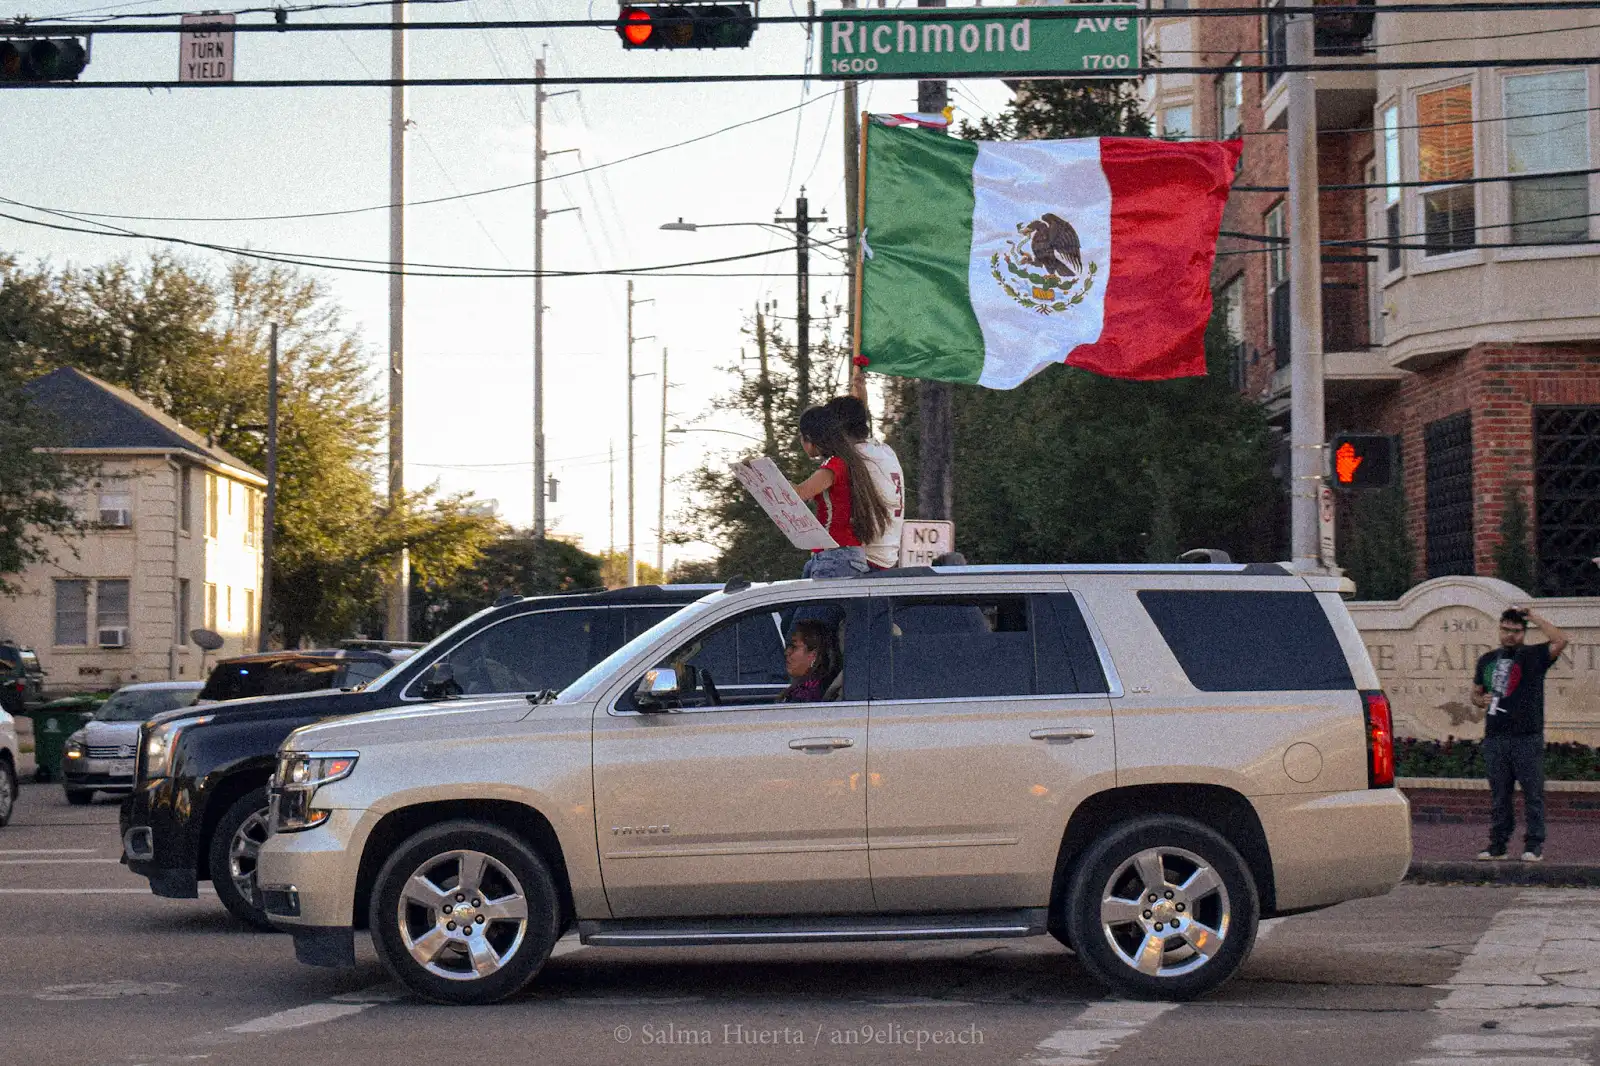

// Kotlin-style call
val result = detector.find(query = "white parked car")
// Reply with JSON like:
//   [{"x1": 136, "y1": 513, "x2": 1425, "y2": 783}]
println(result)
[
  {"x1": 0, "y1": 704, "x2": 16, "y2": 826},
  {"x1": 63, "y1": 681, "x2": 204, "y2": 805}
]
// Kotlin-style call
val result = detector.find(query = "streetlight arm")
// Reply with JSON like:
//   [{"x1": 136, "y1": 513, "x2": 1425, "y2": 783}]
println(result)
[{"x1": 669, "y1": 426, "x2": 764, "y2": 443}]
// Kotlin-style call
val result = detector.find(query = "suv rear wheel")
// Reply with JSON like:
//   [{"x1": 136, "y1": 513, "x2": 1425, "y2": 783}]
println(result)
[
  {"x1": 0, "y1": 757, "x2": 16, "y2": 826},
  {"x1": 1065, "y1": 815, "x2": 1258, "y2": 1000},
  {"x1": 209, "y1": 788, "x2": 276, "y2": 931},
  {"x1": 369, "y1": 820, "x2": 561, "y2": 1005}
]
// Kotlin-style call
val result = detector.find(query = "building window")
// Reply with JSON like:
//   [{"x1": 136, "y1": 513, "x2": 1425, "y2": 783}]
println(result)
[
  {"x1": 245, "y1": 488, "x2": 260, "y2": 548},
  {"x1": 1160, "y1": 104, "x2": 1193, "y2": 140},
  {"x1": 1264, "y1": 0, "x2": 1286, "y2": 91},
  {"x1": 1217, "y1": 60, "x2": 1243, "y2": 138},
  {"x1": 1424, "y1": 411, "x2": 1475, "y2": 577},
  {"x1": 54, "y1": 579, "x2": 90, "y2": 646},
  {"x1": 97, "y1": 579, "x2": 130, "y2": 638},
  {"x1": 244, "y1": 589, "x2": 256, "y2": 647},
  {"x1": 177, "y1": 578, "x2": 191, "y2": 645},
  {"x1": 1505, "y1": 70, "x2": 1591, "y2": 245},
  {"x1": 1216, "y1": 274, "x2": 1247, "y2": 390},
  {"x1": 206, "y1": 474, "x2": 219, "y2": 539},
  {"x1": 1417, "y1": 84, "x2": 1475, "y2": 256},
  {"x1": 96, "y1": 482, "x2": 132, "y2": 528},
  {"x1": 1534, "y1": 406, "x2": 1600, "y2": 596},
  {"x1": 1383, "y1": 104, "x2": 1403, "y2": 271},
  {"x1": 204, "y1": 582, "x2": 218, "y2": 630},
  {"x1": 179, "y1": 465, "x2": 192, "y2": 533},
  {"x1": 1266, "y1": 203, "x2": 1290, "y2": 367}
]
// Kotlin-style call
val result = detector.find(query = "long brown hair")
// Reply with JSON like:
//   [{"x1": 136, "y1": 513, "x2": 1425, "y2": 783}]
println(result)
[{"x1": 799, "y1": 406, "x2": 890, "y2": 544}]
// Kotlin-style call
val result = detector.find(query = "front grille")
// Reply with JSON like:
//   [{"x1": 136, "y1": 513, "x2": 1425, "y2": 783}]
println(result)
[{"x1": 88, "y1": 745, "x2": 136, "y2": 759}]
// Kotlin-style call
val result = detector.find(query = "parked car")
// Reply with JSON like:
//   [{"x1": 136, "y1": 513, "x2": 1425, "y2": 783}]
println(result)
[
  {"x1": 61, "y1": 681, "x2": 204, "y2": 805},
  {"x1": 121, "y1": 584, "x2": 717, "y2": 929},
  {"x1": 0, "y1": 641, "x2": 45, "y2": 716},
  {"x1": 196, "y1": 649, "x2": 404, "y2": 704},
  {"x1": 0, "y1": 702, "x2": 17, "y2": 827},
  {"x1": 258, "y1": 563, "x2": 1411, "y2": 1005}
]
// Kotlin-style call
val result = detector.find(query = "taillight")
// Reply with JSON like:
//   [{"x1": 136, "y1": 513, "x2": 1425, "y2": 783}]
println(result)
[{"x1": 1362, "y1": 690, "x2": 1395, "y2": 788}]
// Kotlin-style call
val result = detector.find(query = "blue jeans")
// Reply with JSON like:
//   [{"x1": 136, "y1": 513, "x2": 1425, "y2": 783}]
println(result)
[
  {"x1": 803, "y1": 546, "x2": 869, "y2": 579},
  {"x1": 1484, "y1": 733, "x2": 1545, "y2": 851}
]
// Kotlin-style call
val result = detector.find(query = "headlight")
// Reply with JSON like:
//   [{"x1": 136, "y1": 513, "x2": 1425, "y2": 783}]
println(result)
[
  {"x1": 64, "y1": 730, "x2": 86, "y2": 759},
  {"x1": 142, "y1": 715, "x2": 215, "y2": 779},
  {"x1": 270, "y1": 751, "x2": 358, "y2": 832}
]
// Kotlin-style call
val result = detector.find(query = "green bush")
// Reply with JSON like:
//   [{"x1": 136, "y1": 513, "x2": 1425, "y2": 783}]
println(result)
[{"x1": 1395, "y1": 737, "x2": 1600, "y2": 781}]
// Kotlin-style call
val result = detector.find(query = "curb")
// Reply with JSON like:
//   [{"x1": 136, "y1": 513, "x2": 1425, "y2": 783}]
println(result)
[{"x1": 1407, "y1": 860, "x2": 1600, "y2": 887}]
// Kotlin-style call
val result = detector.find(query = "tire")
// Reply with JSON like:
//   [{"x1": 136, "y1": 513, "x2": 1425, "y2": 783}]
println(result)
[
  {"x1": 0, "y1": 758, "x2": 16, "y2": 826},
  {"x1": 64, "y1": 788, "x2": 94, "y2": 806},
  {"x1": 1065, "y1": 815, "x2": 1259, "y2": 1001},
  {"x1": 369, "y1": 820, "x2": 561, "y2": 1005},
  {"x1": 209, "y1": 788, "x2": 277, "y2": 931}
]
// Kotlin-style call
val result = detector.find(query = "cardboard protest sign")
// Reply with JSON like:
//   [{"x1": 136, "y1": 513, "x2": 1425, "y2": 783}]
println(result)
[{"x1": 731, "y1": 457, "x2": 839, "y2": 552}]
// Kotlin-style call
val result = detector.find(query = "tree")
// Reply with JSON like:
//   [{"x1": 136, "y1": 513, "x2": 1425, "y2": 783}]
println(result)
[
  {"x1": 1493, "y1": 483, "x2": 1535, "y2": 593},
  {"x1": 411, "y1": 534, "x2": 603, "y2": 639},
  {"x1": 959, "y1": 78, "x2": 1153, "y2": 142},
  {"x1": 1343, "y1": 483, "x2": 1415, "y2": 600},
  {"x1": 598, "y1": 553, "x2": 664, "y2": 589}
]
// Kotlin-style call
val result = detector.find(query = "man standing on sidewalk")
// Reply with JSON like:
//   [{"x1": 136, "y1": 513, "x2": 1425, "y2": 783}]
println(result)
[{"x1": 1472, "y1": 606, "x2": 1568, "y2": 862}]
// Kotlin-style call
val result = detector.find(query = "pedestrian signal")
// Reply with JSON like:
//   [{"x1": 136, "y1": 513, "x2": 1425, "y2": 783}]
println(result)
[
  {"x1": 1329, "y1": 433, "x2": 1395, "y2": 489},
  {"x1": 615, "y1": 4, "x2": 756, "y2": 50},
  {"x1": 0, "y1": 38, "x2": 89, "y2": 81}
]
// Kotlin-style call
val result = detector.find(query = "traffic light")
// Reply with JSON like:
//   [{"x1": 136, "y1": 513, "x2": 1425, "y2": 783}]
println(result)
[
  {"x1": 1329, "y1": 433, "x2": 1396, "y2": 489},
  {"x1": 0, "y1": 38, "x2": 89, "y2": 82},
  {"x1": 616, "y1": 3, "x2": 756, "y2": 50}
]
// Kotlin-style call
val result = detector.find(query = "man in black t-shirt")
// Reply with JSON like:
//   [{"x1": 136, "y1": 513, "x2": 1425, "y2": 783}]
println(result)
[{"x1": 1471, "y1": 606, "x2": 1569, "y2": 862}]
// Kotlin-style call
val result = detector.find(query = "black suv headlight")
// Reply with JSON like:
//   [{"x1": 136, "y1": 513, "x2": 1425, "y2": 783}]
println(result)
[
  {"x1": 271, "y1": 752, "x2": 359, "y2": 832},
  {"x1": 142, "y1": 715, "x2": 215, "y2": 779}
]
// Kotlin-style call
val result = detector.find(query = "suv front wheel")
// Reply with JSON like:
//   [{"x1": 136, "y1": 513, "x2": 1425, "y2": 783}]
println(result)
[
  {"x1": 1065, "y1": 815, "x2": 1258, "y2": 1000},
  {"x1": 369, "y1": 820, "x2": 562, "y2": 1005},
  {"x1": 210, "y1": 788, "x2": 276, "y2": 931}
]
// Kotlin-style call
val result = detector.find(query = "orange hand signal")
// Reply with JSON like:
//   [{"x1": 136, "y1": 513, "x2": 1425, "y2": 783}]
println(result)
[{"x1": 1335, "y1": 442, "x2": 1363, "y2": 484}]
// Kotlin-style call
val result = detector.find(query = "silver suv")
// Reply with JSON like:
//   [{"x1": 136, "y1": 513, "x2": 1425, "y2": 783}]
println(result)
[{"x1": 258, "y1": 565, "x2": 1411, "y2": 1005}]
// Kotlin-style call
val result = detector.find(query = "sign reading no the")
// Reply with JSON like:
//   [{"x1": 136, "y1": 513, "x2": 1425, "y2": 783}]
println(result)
[{"x1": 900, "y1": 520, "x2": 955, "y2": 567}]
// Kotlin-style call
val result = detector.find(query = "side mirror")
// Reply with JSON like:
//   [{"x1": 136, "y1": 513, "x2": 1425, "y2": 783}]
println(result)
[
  {"x1": 633, "y1": 667, "x2": 685, "y2": 712},
  {"x1": 417, "y1": 660, "x2": 460, "y2": 700}
]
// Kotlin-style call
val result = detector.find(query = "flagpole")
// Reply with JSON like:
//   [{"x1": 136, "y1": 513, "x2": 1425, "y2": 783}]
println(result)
[{"x1": 850, "y1": 111, "x2": 869, "y2": 393}]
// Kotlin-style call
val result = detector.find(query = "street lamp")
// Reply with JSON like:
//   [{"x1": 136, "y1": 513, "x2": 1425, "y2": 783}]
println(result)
[{"x1": 668, "y1": 426, "x2": 764, "y2": 444}]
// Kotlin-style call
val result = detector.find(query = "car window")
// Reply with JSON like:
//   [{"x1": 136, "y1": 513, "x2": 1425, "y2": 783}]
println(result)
[
  {"x1": 881, "y1": 595, "x2": 1038, "y2": 701},
  {"x1": 558, "y1": 596, "x2": 722, "y2": 705},
  {"x1": 623, "y1": 606, "x2": 679, "y2": 641},
  {"x1": 1035, "y1": 594, "x2": 1110, "y2": 694},
  {"x1": 96, "y1": 689, "x2": 201, "y2": 721},
  {"x1": 408, "y1": 608, "x2": 606, "y2": 698},
  {"x1": 338, "y1": 659, "x2": 390, "y2": 688},
  {"x1": 200, "y1": 658, "x2": 341, "y2": 701},
  {"x1": 0, "y1": 647, "x2": 18, "y2": 670},
  {"x1": 1137, "y1": 589, "x2": 1354, "y2": 692}
]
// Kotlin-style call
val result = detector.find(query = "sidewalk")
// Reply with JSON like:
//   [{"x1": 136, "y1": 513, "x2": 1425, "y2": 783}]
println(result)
[{"x1": 1409, "y1": 807, "x2": 1600, "y2": 886}]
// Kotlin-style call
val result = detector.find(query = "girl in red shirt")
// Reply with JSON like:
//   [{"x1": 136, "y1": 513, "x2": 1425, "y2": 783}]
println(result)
[{"x1": 792, "y1": 406, "x2": 892, "y2": 579}]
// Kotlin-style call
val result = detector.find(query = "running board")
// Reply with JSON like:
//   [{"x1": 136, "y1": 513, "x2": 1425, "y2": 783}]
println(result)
[{"x1": 577, "y1": 908, "x2": 1049, "y2": 948}]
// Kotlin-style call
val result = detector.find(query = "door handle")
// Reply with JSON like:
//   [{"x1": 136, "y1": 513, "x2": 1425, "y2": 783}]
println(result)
[
  {"x1": 789, "y1": 736, "x2": 855, "y2": 751},
  {"x1": 1030, "y1": 727, "x2": 1096, "y2": 741}
]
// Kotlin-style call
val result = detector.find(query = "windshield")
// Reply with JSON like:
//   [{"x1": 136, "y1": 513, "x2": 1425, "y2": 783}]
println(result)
[
  {"x1": 557, "y1": 594, "x2": 724, "y2": 704},
  {"x1": 97, "y1": 688, "x2": 200, "y2": 721}
]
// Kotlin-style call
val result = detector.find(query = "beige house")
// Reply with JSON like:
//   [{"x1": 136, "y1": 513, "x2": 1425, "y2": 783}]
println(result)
[{"x1": 0, "y1": 368, "x2": 266, "y2": 694}]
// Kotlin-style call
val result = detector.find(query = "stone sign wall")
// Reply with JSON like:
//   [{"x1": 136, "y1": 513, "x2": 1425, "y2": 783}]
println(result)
[{"x1": 1348, "y1": 576, "x2": 1600, "y2": 745}]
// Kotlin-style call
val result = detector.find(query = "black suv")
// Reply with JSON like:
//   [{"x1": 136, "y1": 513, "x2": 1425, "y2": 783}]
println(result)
[
  {"x1": 197, "y1": 648, "x2": 404, "y2": 703},
  {"x1": 121, "y1": 584, "x2": 716, "y2": 929},
  {"x1": 0, "y1": 642, "x2": 44, "y2": 715}
]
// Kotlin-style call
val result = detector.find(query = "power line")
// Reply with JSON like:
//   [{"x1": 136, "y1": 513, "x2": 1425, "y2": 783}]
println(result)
[
  {"x1": 1237, "y1": 103, "x2": 1600, "y2": 138},
  {"x1": 1220, "y1": 209, "x2": 1600, "y2": 248}
]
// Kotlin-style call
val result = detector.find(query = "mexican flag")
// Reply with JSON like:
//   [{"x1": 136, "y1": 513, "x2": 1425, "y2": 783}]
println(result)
[{"x1": 858, "y1": 121, "x2": 1243, "y2": 389}]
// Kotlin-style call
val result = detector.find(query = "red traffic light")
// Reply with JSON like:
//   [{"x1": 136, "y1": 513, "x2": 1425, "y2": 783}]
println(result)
[
  {"x1": 1329, "y1": 433, "x2": 1395, "y2": 489},
  {"x1": 615, "y1": 4, "x2": 755, "y2": 50},
  {"x1": 620, "y1": 8, "x2": 654, "y2": 46}
]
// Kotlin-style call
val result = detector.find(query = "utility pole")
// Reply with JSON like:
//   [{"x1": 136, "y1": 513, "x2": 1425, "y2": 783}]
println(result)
[
  {"x1": 532, "y1": 51, "x2": 578, "y2": 539},
  {"x1": 259, "y1": 323, "x2": 278, "y2": 653},
  {"x1": 657, "y1": 346, "x2": 668, "y2": 579},
  {"x1": 1287, "y1": 11, "x2": 1327, "y2": 572},
  {"x1": 384, "y1": 0, "x2": 409, "y2": 640},
  {"x1": 608, "y1": 439, "x2": 615, "y2": 560},
  {"x1": 916, "y1": 0, "x2": 954, "y2": 523},
  {"x1": 775, "y1": 192, "x2": 826, "y2": 414},
  {"x1": 625, "y1": 281, "x2": 655, "y2": 587},
  {"x1": 755, "y1": 305, "x2": 777, "y2": 455}
]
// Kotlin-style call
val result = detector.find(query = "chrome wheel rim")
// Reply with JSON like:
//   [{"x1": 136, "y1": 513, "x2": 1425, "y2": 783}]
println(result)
[
  {"x1": 0, "y1": 765, "x2": 13, "y2": 819},
  {"x1": 228, "y1": 807, "x2": 271, "y2": 906},
  {"x1": 1099, "y1": 845, "x2": 1230, "y2": 978},
  {"x1": 397, "y1": 849, "x2": 529, "y2": 982}
]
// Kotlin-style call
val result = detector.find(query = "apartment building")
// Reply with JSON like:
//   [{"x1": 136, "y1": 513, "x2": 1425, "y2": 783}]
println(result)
[
  {"x1": 1191, "y1": 0, "x2": 1600, "y2": 596},
  {"x1": 0, "y1": 368, "x2": 267, "y2": 693}
]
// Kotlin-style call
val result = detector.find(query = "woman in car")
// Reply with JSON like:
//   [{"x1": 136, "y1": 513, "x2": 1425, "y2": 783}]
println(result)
[{"x1": 780, "y1": 620, "x2": 841, "y2": 703}]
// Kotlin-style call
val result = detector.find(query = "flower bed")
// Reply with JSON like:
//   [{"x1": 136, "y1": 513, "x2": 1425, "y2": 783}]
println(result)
[{"x1": 1396, "y1": 737, "x2": 1600, "y2": 782}]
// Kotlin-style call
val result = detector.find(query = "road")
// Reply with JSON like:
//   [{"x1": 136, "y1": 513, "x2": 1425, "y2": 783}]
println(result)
[{"x1": 3, "y1": 781, "x2": 1597, "y2": 1066}]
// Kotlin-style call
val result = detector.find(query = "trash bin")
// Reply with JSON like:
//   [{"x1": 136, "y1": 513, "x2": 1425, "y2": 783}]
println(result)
[{"x1": 24, "y1": 697, "x2": 101, "y2": 783}]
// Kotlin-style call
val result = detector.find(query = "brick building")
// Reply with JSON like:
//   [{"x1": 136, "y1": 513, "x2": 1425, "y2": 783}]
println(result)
[{"x1": 1165, "y1": 0, "x2": 1600, "y2": 596}]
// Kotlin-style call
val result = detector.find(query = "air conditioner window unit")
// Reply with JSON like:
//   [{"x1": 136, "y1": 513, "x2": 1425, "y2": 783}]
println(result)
[
  {"x1": 98, "y1": 627, "x2": 129, "y2": 648},
  {"x1": 99, "y1": 508, "x2": 132, "y2": 528}
]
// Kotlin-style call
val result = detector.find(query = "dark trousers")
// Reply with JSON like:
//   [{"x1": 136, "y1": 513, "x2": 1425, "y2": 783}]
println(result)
[{"x1": 1483, "y1": 734, "x2": 1546, "y2": 851}]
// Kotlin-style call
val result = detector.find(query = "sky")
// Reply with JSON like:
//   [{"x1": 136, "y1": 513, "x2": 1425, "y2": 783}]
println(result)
[{"x1": 1, "y1": 0, "x2": 1014, "y2": 571}]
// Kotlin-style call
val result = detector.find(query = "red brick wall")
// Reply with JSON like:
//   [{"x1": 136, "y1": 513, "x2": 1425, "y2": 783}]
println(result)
[{"x1": 1404, "y1": 785, "x2": 1600, "y2": 824}]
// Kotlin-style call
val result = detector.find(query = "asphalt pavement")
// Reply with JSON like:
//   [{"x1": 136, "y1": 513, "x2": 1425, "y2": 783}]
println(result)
[{"x1": 3, "y1": 780, "x2": 1598, "y2": 1066}]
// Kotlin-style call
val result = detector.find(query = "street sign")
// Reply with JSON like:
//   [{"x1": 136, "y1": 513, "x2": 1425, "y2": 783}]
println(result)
[
  {"x1": 180, "y1": 13, "x2": 235, "y2": 83},
  {"x1": 820, "y1": 5, "x2": 1139, "y2": 79},
  {"x1": 900, "y1": 520, "x2": 955, "y2": 567},
  {"x1": 1318, "y1": 484, "x2": 1337, "y2": 570}
]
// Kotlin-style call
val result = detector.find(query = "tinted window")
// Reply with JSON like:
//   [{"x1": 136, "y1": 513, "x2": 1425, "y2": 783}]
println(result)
[
  {"x1": 884, "y1": 596, "x2": 1036, "y2": 700},
  {"x1": 624, "y1": 606, "x2": 679, "y2": 641},
  {"x1": 413, "y1": 609, "x2": 606, "y2": 697},
  {"x1": 339, "y1": 659, "x2": 389, "y2": 688},
  {"x1": 1138, "y1": 590, "x2": 1354, "y2": 692},
  {"x1": 201, "y1": 658, "x2": 341, "y2": 701},
  {"x1": 677, "y1": 611, "x2": 787, "y2": 687},
  {"x1": 0, "y1": 647, "x2": 18, "y2": 670},
  {"x1": 1035, "y1": 594, "x2": 1109, "y2": 694}
]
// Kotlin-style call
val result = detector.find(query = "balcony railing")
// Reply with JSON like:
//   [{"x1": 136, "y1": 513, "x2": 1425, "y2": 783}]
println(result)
[
  {"x1": 1268, "y1": 279, "x2": 1373, "y2": 368},
  {"x1": 1313, "y1": 0, "x2": 1374, "y2": 56}
]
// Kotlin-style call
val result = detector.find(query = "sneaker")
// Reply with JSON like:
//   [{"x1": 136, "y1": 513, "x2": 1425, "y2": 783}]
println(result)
[
  {"x1": 1521, "y1": 848, "x2": 1543, "y2": 862},
  {"x1": 1478, "y1": 849, "x2": 1508, "y2": 861}
]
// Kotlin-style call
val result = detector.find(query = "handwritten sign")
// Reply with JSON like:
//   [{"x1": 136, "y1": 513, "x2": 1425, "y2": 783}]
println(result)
[
  {"x1": 180, "y1": 13, "x2": 235, "y2": 83},
  {"x1": 731, "y1": 457, "x2": 838, "y2": 552}
]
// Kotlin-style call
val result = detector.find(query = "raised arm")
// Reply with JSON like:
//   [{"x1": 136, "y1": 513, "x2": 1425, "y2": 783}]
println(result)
[{"x1": 1521, "y1": 606, "x2": 1569, "y2": 661}]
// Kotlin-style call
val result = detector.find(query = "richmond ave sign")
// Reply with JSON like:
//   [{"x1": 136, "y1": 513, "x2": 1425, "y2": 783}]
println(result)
[{"x1": 820, "y1": 6, "x2": 1139, "y2": 79}]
